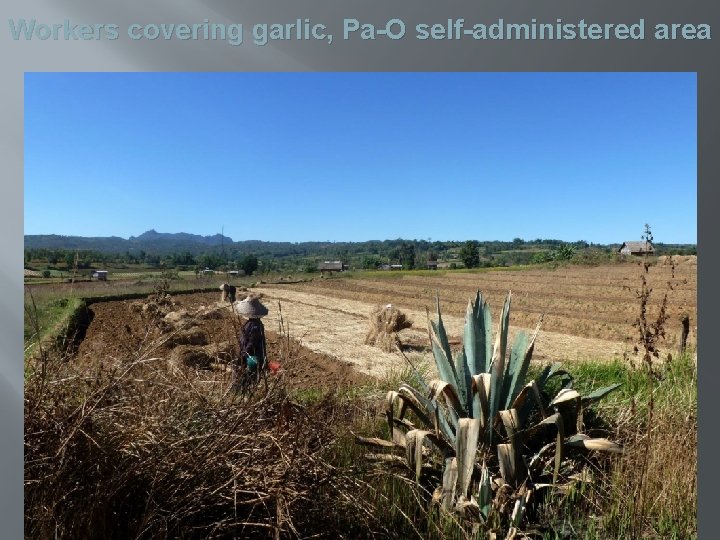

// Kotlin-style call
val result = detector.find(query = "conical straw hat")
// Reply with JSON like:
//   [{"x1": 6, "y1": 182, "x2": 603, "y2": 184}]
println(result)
[{"x1": 234, "y1": 296, "x2": 268, "y2": 318}]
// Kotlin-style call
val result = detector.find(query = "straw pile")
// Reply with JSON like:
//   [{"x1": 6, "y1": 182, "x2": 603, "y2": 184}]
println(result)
[{"x1": 364, "y1": 304, "x2": 413, "y2": 352}]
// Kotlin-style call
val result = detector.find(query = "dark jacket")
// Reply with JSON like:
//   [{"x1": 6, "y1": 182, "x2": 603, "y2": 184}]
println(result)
[{"x1": 238, "y1": 318, "x2": 266, "y2": 369}]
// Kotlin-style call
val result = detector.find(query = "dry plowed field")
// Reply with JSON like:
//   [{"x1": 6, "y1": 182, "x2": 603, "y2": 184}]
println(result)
[
  {"x1": 72, "y1": 258, "x2": 696, "y2": 383},
  {"x1": 251, "y1": 258, "x2": 696, "y2": 376}
]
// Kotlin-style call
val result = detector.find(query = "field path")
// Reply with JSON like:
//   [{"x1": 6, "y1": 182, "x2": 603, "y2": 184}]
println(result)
[{"x1": 254, "y1": 286, "x2": 637, "y2": 377}]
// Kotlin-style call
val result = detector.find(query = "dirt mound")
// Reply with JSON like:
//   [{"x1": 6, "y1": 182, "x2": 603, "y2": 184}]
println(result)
[
  {"x1": 75, "y1": 292, "x2": 369, "y2": 392},
  {"x1": 169, "y1": 345, "x2": 214, "y2": 369},
  {"x1": 165, "y1": 326, "x2": 209, "y2": 347},
  {"x1": 203, "y1": 340, "x2": 236, "y2": 364}
]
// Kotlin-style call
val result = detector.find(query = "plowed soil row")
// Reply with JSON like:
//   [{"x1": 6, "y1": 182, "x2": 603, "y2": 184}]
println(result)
[
  {"x1": 75, "y1": 292, "x2": 370, "y2": 392},
  {"x1": 271, "y1": 260, "x2": 696, "y2": 348},
  {"x1": 71, "y1": 260, "x2": 696, "y2": 387}
]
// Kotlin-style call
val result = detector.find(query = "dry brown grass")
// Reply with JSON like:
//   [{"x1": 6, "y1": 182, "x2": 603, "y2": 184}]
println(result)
[
  {"x1": 24, "y1": 345, "x2": 381, "y2": 539},
  {"x1": 364, "y1": 305, "x2": 413, "y2": 353}
]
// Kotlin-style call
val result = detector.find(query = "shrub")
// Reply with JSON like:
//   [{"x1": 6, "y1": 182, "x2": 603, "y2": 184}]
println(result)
[{"x1": 359, "y1": 291, "x2": 621, "y2": 536}]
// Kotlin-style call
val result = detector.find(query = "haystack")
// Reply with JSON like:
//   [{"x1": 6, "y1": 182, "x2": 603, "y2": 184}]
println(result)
[
  {"x1": 168, "y1": 345, "x2": 213, "y2": 369},
  {"x1": 364, "y1": 304, "x2": 413, "y2": 353}
]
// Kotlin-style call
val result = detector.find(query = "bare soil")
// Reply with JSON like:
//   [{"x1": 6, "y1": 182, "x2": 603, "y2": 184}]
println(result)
[
  {"x1": 74, "y1": 291, "x2": 370, "y2": 392},
  {"x1": 70, "y1": 259, "x2": 697, "y2": 386}
]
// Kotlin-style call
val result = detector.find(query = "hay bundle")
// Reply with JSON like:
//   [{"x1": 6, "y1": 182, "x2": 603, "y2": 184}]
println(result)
[{"x1": 364, "y1": 304, "x2": 413, "y2": 352}]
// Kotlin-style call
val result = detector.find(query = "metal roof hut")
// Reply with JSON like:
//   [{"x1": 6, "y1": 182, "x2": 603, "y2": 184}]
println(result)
[
  {"x1": 618, "y1": 241, "x2": 655, "y2": 256},
  {"x1": 318, "y1": 260, "x2": 344, "y2": 275}
]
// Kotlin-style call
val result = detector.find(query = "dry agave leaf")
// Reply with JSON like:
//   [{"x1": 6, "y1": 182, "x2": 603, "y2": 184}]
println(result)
[
  {"x1": 566, "y1": 434, "x2": 623, "y2": 454},
  {"x1": 441, "y1": 457, "x2": 458, "y2": 510},
  {"x1": 456, "y1": 418, "x2": 481, "y2": 499},
  {"x1": 551, "y1": 388, "x2": 580, "y2": 406},
  {"x1": 405, "y1": 429, "x2": 433, "y2": 482}
]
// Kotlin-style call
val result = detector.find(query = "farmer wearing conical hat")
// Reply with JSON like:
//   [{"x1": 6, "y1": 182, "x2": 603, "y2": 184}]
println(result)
[{"x1": 233, "y1": 296, "x2": 269, "y2": 389}]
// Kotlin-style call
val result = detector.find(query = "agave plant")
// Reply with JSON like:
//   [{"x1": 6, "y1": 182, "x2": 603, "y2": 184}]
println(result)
[{"x1": 358, "y1": 291, "x2": 621, "y2": 534}]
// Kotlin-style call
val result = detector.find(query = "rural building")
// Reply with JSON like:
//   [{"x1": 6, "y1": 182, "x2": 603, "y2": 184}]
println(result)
[
  {"x1": 226, "y1": 270, "x2": 245, "y2": 277},
  {"x1": 92, "y1": 270, "x2": 108, "y2": 281},
  {"x1": 618, "y1": 241, "x2": 655, "y2": 256},
  {"x1": 427, "y1": 260, "x2": 439, "y2": 270},
  {"x1": 202, "y1": 268, "x2": 215, "y2": 275},
  {"x1": 389, "y1": 264, "x2": 403, "y2": 271},
  {"x1": 318, "y1": 261, "x2": 344, "y2": 275}
]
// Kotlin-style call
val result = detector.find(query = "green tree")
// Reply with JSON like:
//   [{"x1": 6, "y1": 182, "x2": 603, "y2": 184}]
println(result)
[
  {"x1": 459, "y1": 240, "x2": 480, "y2": 269},
  {"x1": 554, "y1": 244, "x2": 575, "y2": 261},
  {"x1": 304, "y1": 260, "x2": 318, "y2": 273},
  {"x1": 239, "y1": 254, "x2": 259, "y2": 276},
  {"x1": 530, "y1": 251, "x2": 552, "y2": 264},
  {"x1": 362, "y1": 255, "x2": 383, "y2": 269},
  {"x1": 64, "y1": 251, "x2": 76, "y2": 269},
  {"x1": 399, "y1": 242, "x2": 416, "y2": 270}
]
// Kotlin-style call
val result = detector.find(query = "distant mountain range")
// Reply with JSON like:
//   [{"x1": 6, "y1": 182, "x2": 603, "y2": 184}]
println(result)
[
  {"x1": 25, "y1": 229, "x2": 236, "y2": 255},
  {"x1": 24, "y1": 230, "x2": 697, "y2": 259}
]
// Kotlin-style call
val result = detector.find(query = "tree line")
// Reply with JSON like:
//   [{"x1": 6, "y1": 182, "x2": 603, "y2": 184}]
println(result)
[{"x1": 25, "y1": 238, "x2": 696, "y2": 275}]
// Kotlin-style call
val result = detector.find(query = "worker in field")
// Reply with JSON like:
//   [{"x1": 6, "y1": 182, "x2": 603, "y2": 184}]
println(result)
[{"x1": 233, "y1": 296, "x2": 269, "y2": 391}]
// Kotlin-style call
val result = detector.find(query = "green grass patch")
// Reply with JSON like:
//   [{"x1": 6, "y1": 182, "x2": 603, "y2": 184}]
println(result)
[{"x1": 24, "y1": 294, "x2": 84, "y2": 358}]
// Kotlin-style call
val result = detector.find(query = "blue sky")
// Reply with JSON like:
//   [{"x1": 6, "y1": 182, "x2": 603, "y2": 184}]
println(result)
[{"x1": 24, "y1": 72, "x2": 696, "y2": 244}]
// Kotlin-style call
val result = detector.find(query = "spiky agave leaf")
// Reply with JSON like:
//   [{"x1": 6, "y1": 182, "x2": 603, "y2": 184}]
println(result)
[
  {"x1": 518, "y1": 362, "x2": 572, "y2": 425},
  {"x1": 508, "y1": 489, "x2": 532, "y2": 534},
  {"x1": 429, "y1": 296, "x2": 459, "y2": 388},
  {"x1": 463, "y1": 295, "x2": 481, "y2": 374},
  {"x1": 510, "y1": 379, "x2": 547, "y2": 426},
  {"x1": 505, "y1": 317, "x2": 543, "y2": 410},
  {"x1": 397, "y1": 384, "x2": 434, "y2": 427},
  {"x1": 481, "y1": 299, "x2": 493, "y2": 373},
  {"x1": 478, "y1": 463, "x2": 492, "y2": 520},
  {"x1": 454, "y1": 348, "x2": 472, "y2": 415},
  {"x1": 400, "y1": 382, "x2": 456, "y2": 444},
  {"x1": 499, "y1": 292, "x2": 512, "y2": 362},
  {"x1": 464, "y1": 291, "x2": 492, "y2": 377},
  {"x1": 581, "y1": 383, "x2": 622, "y2": 407},
  {"x1": 471, "y1": 373, "x2": 492, "y2": 432},
  {"x1": 428, "y1": 379, "x2": 464, "y2": 417},
  {"x1": 487, "y1": 294, "x2": 511, "y2": 444},
  {"x1": 497, "y1": 443, "x2": 522, "y2": 488},
  {"x1": 502, "y1": 331, "x2": 528, "y2": 410}
]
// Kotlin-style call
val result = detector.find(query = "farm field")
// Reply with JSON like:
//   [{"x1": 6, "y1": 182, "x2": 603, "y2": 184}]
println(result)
[
  {"x1": 252, "y1": 257, "x2": 696, "y2": 372},
  {"x1": 72, "y1": 291, "x2": 369, "y2": 392},
  {"x1": 36, "y1": 257, "x2": 696, "y2": 538},
  {"x1": 50, "y1": 257, "x2": 697, "y2": 379}
]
